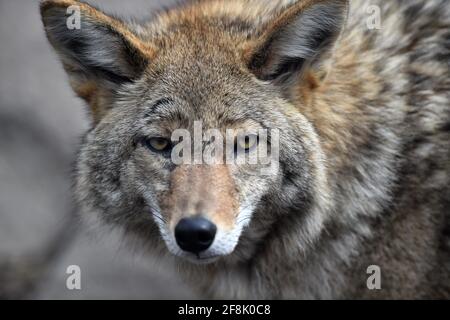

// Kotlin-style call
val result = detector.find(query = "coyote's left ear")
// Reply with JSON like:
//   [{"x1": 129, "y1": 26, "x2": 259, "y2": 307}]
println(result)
[{"x1": 246, "y1": 0, "x2": 348, "y2": 88}]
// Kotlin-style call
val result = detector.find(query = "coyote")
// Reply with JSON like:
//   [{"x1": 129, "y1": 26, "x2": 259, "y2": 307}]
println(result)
[{"x1": 41, "y1": 0, "x2": 450, "y2": 299}]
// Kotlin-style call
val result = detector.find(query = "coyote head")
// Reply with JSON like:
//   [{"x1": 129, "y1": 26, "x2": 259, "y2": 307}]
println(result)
[{"x1": 41, "y1": 0, "x2": 347, "y2": 264}]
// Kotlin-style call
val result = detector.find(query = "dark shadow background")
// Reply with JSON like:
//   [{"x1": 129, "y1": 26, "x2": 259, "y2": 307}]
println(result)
[{"x1": 0, "y1": 0, "x2": 194, "y2": 299}]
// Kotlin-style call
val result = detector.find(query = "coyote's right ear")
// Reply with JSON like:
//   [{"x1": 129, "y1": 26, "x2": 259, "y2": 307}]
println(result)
[{"x1": 41, "y1": 0, "x2": 155, "y2": 122}]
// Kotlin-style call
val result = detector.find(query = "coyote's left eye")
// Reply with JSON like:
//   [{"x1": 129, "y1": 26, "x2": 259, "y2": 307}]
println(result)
[
  {"x1": 235, "y1": 134, "x2": 259, "y2": 153},
  {"x1": 144, "y1": 137, "x2": 173, "y2": 153}
]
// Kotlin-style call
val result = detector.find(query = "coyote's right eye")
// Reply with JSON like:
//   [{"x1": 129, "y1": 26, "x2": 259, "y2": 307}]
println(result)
[
  {"x1": 144, "y1": 137, "x2": 173, "y2": 154},
  {"x1": 235, "y1": 134, "x2": 259, "y2": 154}
]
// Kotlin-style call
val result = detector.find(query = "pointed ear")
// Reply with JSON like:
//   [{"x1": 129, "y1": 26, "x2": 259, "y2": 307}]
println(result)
[
  {"x1": 40, "y1": 0, "x2": 155, "y2": 121},
  {"x1": 245, "y1": 0, "x2": 348, "y2": 88}
]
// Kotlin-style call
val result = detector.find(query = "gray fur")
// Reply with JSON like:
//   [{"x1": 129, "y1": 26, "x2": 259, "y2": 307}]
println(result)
[{"x1": 41, "y1": 0, "x2": 450, "y2": 299}]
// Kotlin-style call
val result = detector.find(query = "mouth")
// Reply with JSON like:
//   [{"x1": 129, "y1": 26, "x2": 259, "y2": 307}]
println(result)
[{"x1": 178, "y1": 252, "x2": 222, "y2": 265}]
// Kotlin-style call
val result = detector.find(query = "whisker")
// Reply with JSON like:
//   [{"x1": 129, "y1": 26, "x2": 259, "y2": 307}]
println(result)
[
  {"x1": 236, "y1": 217, "x2": 251, "y2": 225},
  {"x1": 152, "y1": 214, "x2": 167, "y2": 224}
]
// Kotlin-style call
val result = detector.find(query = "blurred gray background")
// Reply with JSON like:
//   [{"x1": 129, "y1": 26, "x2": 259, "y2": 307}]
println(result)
[{"x1": 0, "y1": 0, "x2": 194, "y2": 299}]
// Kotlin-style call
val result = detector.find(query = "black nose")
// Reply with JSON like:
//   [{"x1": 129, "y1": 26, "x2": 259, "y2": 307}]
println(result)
[{"x1": 175, "y1": 217, "x2": 217, "y2": 254}]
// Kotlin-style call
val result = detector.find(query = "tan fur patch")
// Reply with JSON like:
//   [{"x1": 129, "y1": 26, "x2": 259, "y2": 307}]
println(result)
[{"x1": 163, "y1": 165, "x2": 238, "y2": 231}]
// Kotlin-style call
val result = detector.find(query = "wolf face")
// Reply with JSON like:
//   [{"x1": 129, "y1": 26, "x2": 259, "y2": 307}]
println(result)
[{"x1": 41, "y1": 0, "x2": 346, "y2": 265}]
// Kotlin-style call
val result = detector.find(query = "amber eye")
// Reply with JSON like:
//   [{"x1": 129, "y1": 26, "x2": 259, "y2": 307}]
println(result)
[
  {"x1": 145, "y1": 137, "x2": 173, "y2": 153},
  {"x1": 235, "y1": 134, "x2": 259, "y2": 153}
]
